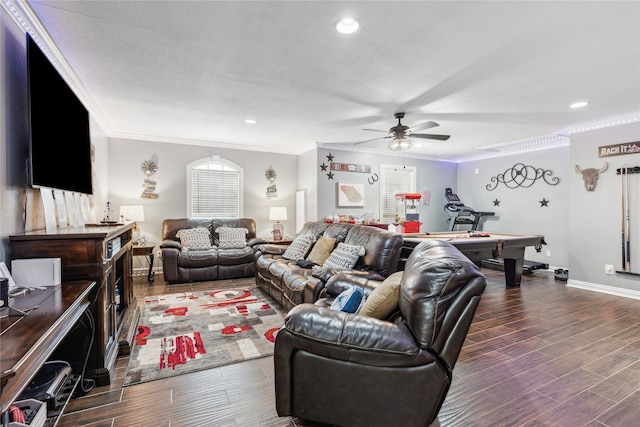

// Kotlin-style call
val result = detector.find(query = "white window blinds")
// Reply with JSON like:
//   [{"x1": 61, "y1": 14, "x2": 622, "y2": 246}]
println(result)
[
  {"x1": 189, "y1": 161, "x2": 242, "y2": 218},
  {"x1": 380, "y1": 164, "x2": 416, "y2": 222}
]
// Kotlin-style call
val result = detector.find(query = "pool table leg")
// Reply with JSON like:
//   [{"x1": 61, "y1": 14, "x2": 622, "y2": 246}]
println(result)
[{"x1": 503, "y1": 258, "x2": 524, "y2": 287}]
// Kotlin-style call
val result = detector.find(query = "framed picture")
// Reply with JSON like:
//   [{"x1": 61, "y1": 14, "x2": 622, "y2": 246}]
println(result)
[{"x1": 337, "y1": 183, "x2": 365, "y2": 207}]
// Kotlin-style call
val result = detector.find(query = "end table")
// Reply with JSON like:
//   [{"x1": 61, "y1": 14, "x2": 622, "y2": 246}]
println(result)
[{"x1": 132, "y1": 242, "x2": 156, "y2": 283}]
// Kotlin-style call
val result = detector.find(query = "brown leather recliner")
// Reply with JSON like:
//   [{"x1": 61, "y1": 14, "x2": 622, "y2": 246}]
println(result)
[
  {"x1": 160, "y1": 218, "x2": 262, "y2": 283},
  {"x1": 274, "y1": 239, "x2": 487, "y2": 427}
]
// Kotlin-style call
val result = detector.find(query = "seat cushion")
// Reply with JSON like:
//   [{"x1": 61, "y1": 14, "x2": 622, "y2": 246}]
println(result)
[
  {"x1": 177, "y1": 248, "x2": 218, "y2": 267},
  {"x1": 216, "y1": 246, "x2": 255, "y2": 265}
]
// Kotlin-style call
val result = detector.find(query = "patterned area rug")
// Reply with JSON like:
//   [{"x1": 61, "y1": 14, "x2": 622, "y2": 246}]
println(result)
[{"x1": 124, "y1": 286, "x2": 284, "y2": 386}]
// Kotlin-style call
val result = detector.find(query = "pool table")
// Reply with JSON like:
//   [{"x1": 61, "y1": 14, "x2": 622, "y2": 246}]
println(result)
[{"x1": 401, "y1": 231, "x2": 546, "y2": 288}]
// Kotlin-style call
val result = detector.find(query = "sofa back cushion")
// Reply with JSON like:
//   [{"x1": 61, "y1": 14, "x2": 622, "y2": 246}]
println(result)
[
  {"x1": 297, "y1": 221, "x2": 331, "y2": 240},
  {"x1": 343, "y1": 225, "x2": 403, "y2": 277},
  {"x1": 162, "y1": 218, "x2": 257, "y2": 243},
  {"x1": 399, "y1": 240, "x2": 486, "y2": 352}
]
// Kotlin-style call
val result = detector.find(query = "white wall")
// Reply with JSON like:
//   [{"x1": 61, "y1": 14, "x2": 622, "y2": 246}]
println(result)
[
  {"x1": 568, "y1": 122, "x2": 640, "y2": 296},
  {"x1": 107, "y1": 138, "x2": 298, "y2": 245},
  {"x1": 457, "y1": 147, "x2": 570, "y2": 268},
  {"x1": 315, "y1": 147, "x2": 457, "y2": 232},
  {"x1": 297, "y1": 147, "x2": 318, "y2": 224}
]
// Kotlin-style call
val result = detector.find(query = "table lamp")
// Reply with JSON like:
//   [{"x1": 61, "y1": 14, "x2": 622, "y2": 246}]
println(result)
[
  {"x1": 119, "y1": 205, "x2": 145, "y2": 239},
  {"x1": 269, "y1": 206, "x2": 287, "y2": 240}
]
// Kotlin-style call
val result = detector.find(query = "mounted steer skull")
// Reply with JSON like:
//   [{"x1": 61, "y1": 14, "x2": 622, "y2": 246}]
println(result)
[{"x1": 575, "y1": 162, "x2": 608, "y2": 191}]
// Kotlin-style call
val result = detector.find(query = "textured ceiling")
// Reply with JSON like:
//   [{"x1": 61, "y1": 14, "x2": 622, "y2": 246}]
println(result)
[{"x1": 16, "y1": 0, "x2": 640, "y2": 161}]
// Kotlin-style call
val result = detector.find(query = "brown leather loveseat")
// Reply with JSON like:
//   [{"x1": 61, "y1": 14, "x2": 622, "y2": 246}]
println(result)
[
  {"x1": 160, "y1": 218, "x2": 262, "y2": 284},
  {"x1": 274, "y1": 239, "x2": 487, "y2": 427},
  {"x1": 254, "y1": 221, "x2": 404, "y2": 311}
]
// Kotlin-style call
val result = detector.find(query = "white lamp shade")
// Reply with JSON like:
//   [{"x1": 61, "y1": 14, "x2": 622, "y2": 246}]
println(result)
[
  {"x1": 120, "y1": 205, "x2": 145, "y2": 222},
  {"x1": 269, "y1": 206, "x2": 287, "y2": 221}
]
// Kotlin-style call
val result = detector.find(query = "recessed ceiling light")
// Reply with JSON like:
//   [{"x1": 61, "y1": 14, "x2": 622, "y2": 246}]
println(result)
[
  {"x1": 570, "y1": 101, "x2": 589, "y2": 109},
  {"x1": 244, "y1": 119, "x2": 257, "y2": 124},
  {"x1": 336, "y1": 18, "x2": 359, "y2": 34}
]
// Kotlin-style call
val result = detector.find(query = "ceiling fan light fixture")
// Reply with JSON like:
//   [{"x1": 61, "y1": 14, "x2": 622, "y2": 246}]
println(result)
[
  {"x1": 389, "y1": 136, "x2": 412, "y2": 151},
  {"x1": 336, "y1": 18, "x2": 359, "y2": 34}
]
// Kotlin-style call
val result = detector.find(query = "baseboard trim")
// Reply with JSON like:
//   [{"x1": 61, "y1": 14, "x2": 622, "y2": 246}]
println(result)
[{"x1": 566, "y1": 279, "x2": 640, "y2": 300}]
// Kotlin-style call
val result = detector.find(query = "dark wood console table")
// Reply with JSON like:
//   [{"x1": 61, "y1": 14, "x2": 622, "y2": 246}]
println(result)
[
  {"x1": 0, "y1": 281, "x2": 95, "y2": 417},
  {"x1": 10, "y1": 223, "x2": 138, "y2": 386}
]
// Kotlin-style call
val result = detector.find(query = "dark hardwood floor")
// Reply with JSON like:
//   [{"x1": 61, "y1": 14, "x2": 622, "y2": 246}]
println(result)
[{"x1": 58, "y1": 268, "x2": 640, "y2": 427}]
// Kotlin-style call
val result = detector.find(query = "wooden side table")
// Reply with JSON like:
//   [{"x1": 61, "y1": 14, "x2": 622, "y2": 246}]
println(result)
[{"x1": 132, "y1": 243, "x2": 156, "y2": 283}]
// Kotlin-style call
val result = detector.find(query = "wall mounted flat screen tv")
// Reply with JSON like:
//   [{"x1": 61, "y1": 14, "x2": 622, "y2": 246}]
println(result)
[{"x1": 27, "y1": 33, "x2": 93, "y2": 195}]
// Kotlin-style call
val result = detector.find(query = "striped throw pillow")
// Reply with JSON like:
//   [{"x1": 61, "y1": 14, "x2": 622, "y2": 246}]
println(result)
[{"x1": 216, "y1": 227, "x2": 248, "y2": 249}]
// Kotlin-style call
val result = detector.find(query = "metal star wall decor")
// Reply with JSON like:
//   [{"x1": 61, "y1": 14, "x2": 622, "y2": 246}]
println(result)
[
  {"x1": 327, "y1": 171, "x2": 334, "y2": 180},
  {"x1": 326, "y1": 153, "x2": 334, "y2": 162},
  {"x1": 493, "y1": 199, "x2": 501, "y2": 206},
  {"x1": 539, "y1": 198, "x2": 549, "y2": 207},
  {"x1": 320, "y1": 163, "x2": 328, "y2": 171}
]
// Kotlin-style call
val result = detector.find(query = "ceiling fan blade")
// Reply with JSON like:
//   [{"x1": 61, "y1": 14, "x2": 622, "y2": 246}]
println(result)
[
  {"x1": 411, "y1": 133, "x2": 451, "y2": 141},
  {"x1": 362, "y1": 128, "x2": 390, "y2": 133},
  {"x1": 409, "y1": 120, "x2": 439, "y2": 132},
  {"x1": 353, "y1": 136, "x2": 391, "y2": 145}
]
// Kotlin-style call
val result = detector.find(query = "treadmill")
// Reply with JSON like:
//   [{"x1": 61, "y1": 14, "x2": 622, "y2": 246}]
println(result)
[
  {"x1": 444, "y1": 188, "x2": 494, "y2": 231},
  {"x1": 443, "y1": 188, "x2": 548, "y2": 274}
]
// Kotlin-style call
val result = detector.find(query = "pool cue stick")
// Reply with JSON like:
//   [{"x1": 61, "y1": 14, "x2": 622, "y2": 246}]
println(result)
[
  {"x1": 625, "y1": 165, "x2": 631, "y2": 271},
  {"x1": 622, "y1": 166, "x2": 627, "y2": 270}
]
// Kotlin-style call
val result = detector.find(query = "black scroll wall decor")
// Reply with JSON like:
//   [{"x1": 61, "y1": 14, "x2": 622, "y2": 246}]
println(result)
[{"x1": 486, "y1": 163, "x2": 560, "y2": 191}]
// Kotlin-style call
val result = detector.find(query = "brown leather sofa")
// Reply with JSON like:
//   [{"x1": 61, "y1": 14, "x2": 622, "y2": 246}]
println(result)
[
  {"x1": 160, "y1": 218, "x2": 262, "y2": 283},
  {"x1": 254, "y1": 221, "x2": 404, "y2": 311},
  {"x1": 274, "y1": 239, "x2": 487, "y2": 427}
]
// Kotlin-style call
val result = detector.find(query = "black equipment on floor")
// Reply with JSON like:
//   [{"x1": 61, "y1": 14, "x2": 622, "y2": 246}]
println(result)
[
  {"x1": 481, "y1": 258, "x2": 549, "y2": 275},
  {"x1": 444, "y1": 188, "x2": 495, "y2": 231}
]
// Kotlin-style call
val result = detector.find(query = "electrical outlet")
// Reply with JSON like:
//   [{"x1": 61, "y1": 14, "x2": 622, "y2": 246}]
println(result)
[
  {"x1": 605, "y1": 264, "x2": 615, "y2": 275},
  {"x1": 156, "y1": 250, "x2": 162, "y2": 258},
  {"x1": 546, "y1": 250, "x2": 551, "y2": 257}
]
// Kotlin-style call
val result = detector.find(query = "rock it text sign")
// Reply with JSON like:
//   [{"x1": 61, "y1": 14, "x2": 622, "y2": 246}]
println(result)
[{"x1": 598, "y1": 141, "x2": 640, "y2": 158}]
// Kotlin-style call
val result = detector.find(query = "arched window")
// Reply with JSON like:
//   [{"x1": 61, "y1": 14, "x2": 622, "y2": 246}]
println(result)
[{"x1": 187, "y1": 157, "x2": 243, "y2": 218}]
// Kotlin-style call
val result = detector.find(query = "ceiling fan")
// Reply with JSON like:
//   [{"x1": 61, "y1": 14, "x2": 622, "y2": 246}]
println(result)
[{"x1": 354, "y1": 112, "x2": 450, "y2": 151}]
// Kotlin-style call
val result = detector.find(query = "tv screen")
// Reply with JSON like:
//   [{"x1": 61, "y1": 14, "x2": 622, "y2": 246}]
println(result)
[{"x1": 27, "y1": 33, "x2": 93, "y2": 195}]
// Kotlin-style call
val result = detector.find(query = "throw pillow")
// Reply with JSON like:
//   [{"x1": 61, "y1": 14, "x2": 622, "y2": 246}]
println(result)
[
  {"x1": 216, "y1": 227, "x2": 248, "y2": 249},
  {"x1": 358, "y1": 271, "x2": 403, "y2": 319},
  {"x1": 330, "y1": 287, "x2": 365, "y2": 313},
  {"x1": 282, "y1": 234, "x2": 316, "y2": 261},
  {"x1": 305, "y1": 236, "x2": 336, "y2": 265},
  {"x1": 322, "y1": 242, "x2": 365, "y2": 270},
  {"x1": 175, "y1": 227, "x2": 213, "y2": 250}
]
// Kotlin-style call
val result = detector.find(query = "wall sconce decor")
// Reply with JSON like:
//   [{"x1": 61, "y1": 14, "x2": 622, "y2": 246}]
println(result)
[
  {"x1": 141, "y1": 160, "x2": 159, "y2": 199},
  {"x1": 265, "y1": 166, "x2": 278, "y2": 199},
  {"x1": 269, "y1": 206, "x2": 287, "y2": 240}
]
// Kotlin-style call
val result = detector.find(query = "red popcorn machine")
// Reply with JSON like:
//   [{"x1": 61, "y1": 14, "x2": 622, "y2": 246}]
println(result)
[{"x1": 395, "y1": 193, "x2": 422, "y2": 233}]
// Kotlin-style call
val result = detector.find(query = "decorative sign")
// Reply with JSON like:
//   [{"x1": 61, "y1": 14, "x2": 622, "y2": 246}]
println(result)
[
  {"x1": 330, "y1": 162, "x2": 371, "y2": 173},
  {"x1": 598, "y1": 141, "x2": 640, "y2": 158},
  {"x1": 486, "y1": 163, "x2": 559, "y2": 191}
]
